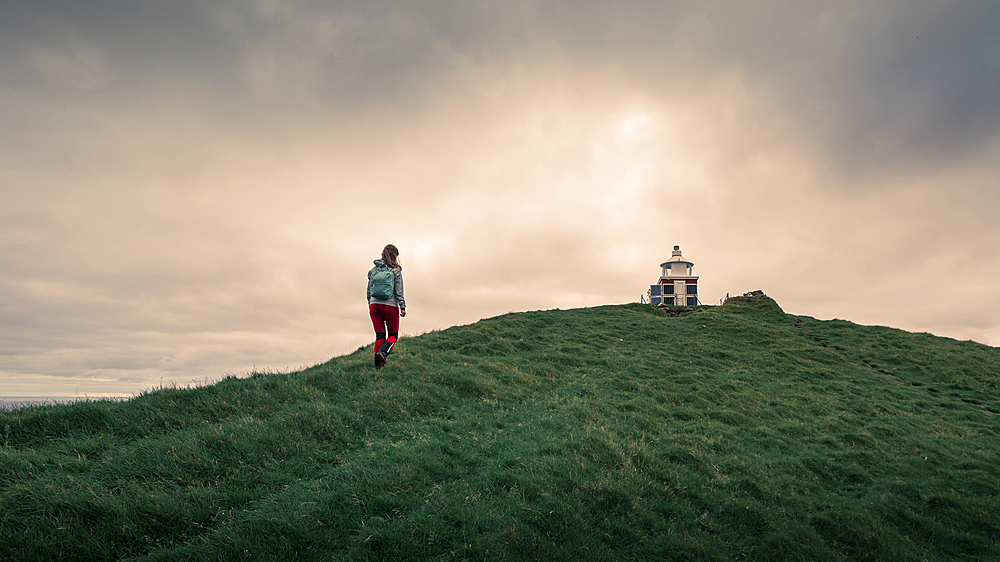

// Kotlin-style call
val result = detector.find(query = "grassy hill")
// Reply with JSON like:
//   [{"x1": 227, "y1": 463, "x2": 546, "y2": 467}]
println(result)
[{"x1": 1, "y1": 293, "x2": 998, "y2": 561}]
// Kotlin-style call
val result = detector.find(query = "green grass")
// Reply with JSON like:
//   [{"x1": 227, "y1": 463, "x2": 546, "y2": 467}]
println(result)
[{"x1": 2, "y1": 293, "x2": 998, "y2": 561}]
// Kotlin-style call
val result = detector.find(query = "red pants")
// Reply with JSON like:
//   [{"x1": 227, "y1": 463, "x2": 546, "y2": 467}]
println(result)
[{"x1": 369, "y1": 304, "x2": 399, "y2": 356}]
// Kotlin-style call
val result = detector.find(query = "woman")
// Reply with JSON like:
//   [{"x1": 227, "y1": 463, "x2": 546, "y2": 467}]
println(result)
[{"x1": 367, "y1": 244, "x2": 406, "y2": 369}]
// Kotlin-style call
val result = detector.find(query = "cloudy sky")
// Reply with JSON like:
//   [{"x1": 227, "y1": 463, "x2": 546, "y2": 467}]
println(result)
[{"x1": 2, "y1": 1, "x2": 999, "y2": 399}]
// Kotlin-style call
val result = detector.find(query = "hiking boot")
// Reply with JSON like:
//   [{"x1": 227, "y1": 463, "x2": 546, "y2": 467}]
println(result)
[{"x1": 374, "y1": 351, "x2": 387, "y2": 370}]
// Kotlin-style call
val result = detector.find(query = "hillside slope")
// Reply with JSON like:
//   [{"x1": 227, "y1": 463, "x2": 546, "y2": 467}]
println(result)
[{"x1": 1, "y1": 293, "x2": 998, "y2": 561}]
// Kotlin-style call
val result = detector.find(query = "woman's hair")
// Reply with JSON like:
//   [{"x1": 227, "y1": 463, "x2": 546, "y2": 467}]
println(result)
[{"x1": 381, "y1": 244, "x2": 401, "y2": 269}]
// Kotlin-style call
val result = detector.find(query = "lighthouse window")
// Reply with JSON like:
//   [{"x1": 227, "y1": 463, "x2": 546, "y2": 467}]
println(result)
[
  {"x1": 650, "y1": 285, "x2": 661, "y2": 296},
  {"x1": 687, "y1": 285, "x2": 697, "y2": 294},
  {"x1": 663, "y1": 297, "x2": 675, "y2": 305},
  {"x1": 687, "y1": 296, "x2": 698, "y2": 306},
  {"x1": 663, "y1": 285, "x2": 674, "y2": 295}
]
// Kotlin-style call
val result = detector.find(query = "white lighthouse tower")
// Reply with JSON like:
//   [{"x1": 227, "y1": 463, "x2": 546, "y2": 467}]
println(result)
[{"x1": 648, "y1": 246, "x2": 699, "y2": 305}]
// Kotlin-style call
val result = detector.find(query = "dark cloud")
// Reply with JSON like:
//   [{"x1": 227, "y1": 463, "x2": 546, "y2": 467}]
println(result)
[
  {"x1": 0, "y1": 1, "x2": 239, "y2": 94},
  {"x1": 689, "y1": 1, "x2": 1000, "y2": 181}
]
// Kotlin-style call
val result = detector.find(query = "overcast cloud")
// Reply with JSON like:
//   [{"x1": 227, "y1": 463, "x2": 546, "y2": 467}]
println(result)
[{"x1": 2, "y1": 1, "x2": 999, "y2": 398}]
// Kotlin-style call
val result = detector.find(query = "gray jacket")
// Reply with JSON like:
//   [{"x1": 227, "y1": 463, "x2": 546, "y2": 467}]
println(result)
[{"x1": 367, "y1": 259, "x2": 405, "y2": 310}]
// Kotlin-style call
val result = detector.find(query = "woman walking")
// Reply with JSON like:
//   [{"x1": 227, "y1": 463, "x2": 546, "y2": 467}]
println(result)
[{"x1": 367, "y1": 244, "x2": 406, "y2": 369}]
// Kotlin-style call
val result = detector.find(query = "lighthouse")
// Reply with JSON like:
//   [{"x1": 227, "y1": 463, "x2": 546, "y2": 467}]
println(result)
[{"x1": 648, "y1": 246, "x2": 699, "y2": 305}]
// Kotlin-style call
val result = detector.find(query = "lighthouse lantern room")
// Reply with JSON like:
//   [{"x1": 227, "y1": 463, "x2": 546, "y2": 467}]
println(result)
[{"x1": 648, "y1": 246, "x2": 699, "y2": 305}]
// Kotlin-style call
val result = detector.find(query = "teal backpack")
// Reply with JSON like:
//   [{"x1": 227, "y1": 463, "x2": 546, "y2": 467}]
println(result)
[{"x1": 370, "y1": 264, "x2": 395, "y2": 300}]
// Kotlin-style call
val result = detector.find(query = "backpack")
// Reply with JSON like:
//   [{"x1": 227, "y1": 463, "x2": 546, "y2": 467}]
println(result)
[{"x1": 369, "y1": 264, "x2": 395, "y2": 300}]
